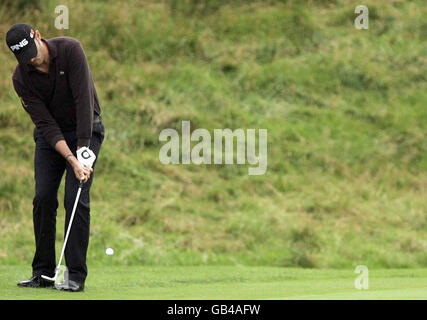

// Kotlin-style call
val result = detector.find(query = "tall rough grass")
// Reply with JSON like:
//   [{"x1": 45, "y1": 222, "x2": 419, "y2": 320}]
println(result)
[{"x1": 0, "y1": 0, "x2": 425, "y2": 268}]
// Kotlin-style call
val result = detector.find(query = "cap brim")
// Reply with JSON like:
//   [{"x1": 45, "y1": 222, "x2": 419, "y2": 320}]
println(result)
[{"x1": 15, "y1": 42, "x2": 37, "y2": 65}]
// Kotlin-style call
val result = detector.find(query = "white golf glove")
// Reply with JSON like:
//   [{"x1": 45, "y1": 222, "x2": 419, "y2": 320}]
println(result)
[{"x1": 76, "y1": 146, "x2": 96, "y2": 169}]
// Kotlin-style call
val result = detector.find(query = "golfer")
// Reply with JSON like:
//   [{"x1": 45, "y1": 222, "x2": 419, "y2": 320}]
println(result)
[{"x1": 6, "y1": 23, "x2": 104, "y2": 292}]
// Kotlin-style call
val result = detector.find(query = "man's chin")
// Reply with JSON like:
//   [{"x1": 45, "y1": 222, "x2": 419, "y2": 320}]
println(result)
[{"x1": 28, "y1": 61, "x2": 42, "y2": 67}]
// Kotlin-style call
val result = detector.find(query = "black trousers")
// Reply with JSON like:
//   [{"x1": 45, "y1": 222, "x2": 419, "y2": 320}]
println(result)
[{"x1": 31, "y1": 121, "x2": 104, "y2": 283}]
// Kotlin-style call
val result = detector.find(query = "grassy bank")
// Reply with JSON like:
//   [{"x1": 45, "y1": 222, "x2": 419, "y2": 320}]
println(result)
[{"x1": 0, "y1": 0, "x2": 426, "y2": 268}]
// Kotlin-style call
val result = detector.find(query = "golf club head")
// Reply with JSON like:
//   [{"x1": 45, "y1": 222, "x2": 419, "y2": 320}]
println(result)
[
  {"x1": 41, "y1": 266, "x2": 68, "y2": 283},
  {"x1": 41, "y1": 274, "x2": 56, "y2": 282},
  {"x1": 56, "y1": 265, "x2": 69, "y2": 284}
]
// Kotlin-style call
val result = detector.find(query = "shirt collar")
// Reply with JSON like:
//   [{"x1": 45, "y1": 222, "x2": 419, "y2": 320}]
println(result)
[{"x1": 43, "y1": 38, "x2": 57, "y2": 60}]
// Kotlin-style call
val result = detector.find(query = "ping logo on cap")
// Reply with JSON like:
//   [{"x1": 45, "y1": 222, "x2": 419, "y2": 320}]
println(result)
[{"x1": 10, "y1": 39, "x2": 29, "y2": 52}]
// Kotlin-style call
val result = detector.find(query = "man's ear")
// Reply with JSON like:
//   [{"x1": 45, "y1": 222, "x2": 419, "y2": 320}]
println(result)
[{"x1": 35, "y1": 30, "x2": 41, "y2": 40}]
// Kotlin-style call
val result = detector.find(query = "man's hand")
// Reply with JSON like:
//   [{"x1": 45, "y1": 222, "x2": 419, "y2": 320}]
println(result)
[
  {"x1": 76, "y1": 147, "x2": 96, "y2": 169},
  {"x1": 72, "y1": 160, "x2": 93, "y2": 183},
  {"x1": 56, "y1": 140, "x2": 93, "y2": 182}
]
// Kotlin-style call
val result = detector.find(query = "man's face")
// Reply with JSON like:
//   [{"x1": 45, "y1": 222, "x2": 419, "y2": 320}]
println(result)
[{"x1": 27, "y1": 31, "x2": 44, "y2": 67}]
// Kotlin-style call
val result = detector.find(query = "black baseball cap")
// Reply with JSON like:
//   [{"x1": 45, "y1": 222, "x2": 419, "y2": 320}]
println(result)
[{"x1": 6, "y1": 23, "x2": 38, "y2": 64}]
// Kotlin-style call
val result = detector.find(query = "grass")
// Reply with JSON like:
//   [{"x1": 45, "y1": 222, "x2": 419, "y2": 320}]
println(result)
[
  {"x1": 1, "y1": 265, "x2": 426, "y2": 300},
  {"x1": 0, "y1": 0, "x2": 426, "y2": 270}
]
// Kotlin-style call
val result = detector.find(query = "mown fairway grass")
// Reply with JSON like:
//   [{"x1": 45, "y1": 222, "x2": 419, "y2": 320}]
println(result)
[{"x1": 1, "y1": 266, "x2": 426, "y2": 300}]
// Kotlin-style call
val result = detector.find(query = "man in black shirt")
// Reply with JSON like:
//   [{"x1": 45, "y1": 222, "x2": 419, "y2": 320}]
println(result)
[{"x1": 6, "y1": 23, "x2": 105, "y2": 292}]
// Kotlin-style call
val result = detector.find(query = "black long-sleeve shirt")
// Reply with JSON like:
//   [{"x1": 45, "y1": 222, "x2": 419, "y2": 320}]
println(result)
[{"x1": 12, "y1": 37, "x2": 101, "y2": 147}]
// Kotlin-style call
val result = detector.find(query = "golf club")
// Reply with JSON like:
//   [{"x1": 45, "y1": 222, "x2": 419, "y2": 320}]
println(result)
[
  {"x1": 42, "y1": 179, "x2": 84, "y2": 282},
  {"x1": 42, "y1": 147, "x2": 96, "y2": 283}
]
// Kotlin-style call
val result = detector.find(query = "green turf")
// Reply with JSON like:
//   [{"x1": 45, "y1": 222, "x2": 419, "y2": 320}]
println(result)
[{"x1": 1, "y1": 266, "x2": 426, "y2": 300}]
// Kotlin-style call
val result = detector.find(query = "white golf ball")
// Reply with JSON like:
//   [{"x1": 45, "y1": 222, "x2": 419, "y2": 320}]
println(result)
[{"x1": 106, "y1": 248, "x2": 114, "y2": 256}]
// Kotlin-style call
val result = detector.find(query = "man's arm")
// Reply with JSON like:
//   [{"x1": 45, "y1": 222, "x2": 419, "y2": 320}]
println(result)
[
  {"x1": 67, "y1": 40, "x2": 94, "y2": 148},
  {"x1": 13, "y1": 79, "x2": 91, "y2": 182},
  {"x1": 13, "y1": 78, "x2": 64, "y2": 148}
]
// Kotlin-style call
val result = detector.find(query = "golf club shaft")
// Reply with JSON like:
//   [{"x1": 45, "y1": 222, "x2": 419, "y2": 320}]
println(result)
[{"x1": 54, "y1": 180, "x2": 84, "y2": 276}]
